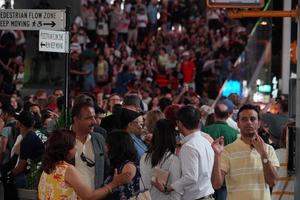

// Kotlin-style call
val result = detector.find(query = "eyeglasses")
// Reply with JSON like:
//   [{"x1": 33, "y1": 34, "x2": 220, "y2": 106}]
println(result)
[{"x1": 80, "y1": 152, "x2": 95, "y2": 167}]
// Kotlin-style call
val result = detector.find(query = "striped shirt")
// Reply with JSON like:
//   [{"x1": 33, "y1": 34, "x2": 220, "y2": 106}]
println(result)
[{"x1": 220, "y1": 138, "x2": 279, "y2": 200}]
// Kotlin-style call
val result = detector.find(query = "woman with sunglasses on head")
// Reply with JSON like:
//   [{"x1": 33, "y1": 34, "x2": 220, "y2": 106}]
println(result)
[{"x1": 38, "y1": 129, "x2": 129, "y2": 200}]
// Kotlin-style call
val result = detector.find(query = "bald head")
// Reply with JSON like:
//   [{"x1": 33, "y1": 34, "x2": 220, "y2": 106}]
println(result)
[{"x1": 214, "y1": 103, "x2": 229, "y2": 120}]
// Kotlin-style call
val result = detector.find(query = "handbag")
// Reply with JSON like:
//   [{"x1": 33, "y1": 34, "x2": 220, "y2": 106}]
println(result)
[{"x1": 129, "y1": 169, "x2": 152, "y2": 200}]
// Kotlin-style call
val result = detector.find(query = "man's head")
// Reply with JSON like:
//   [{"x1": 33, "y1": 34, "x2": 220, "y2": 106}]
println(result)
[
  {"x1": 122, "y1": 94, "x2": 141, "y2": 112},
  {"x1": 237, "y1": 104, "x2": 261, "y2": 139},
  {"x1": 108, "y1": 94, "x2": 122, "y2": 111},
  {"x1": 72, "y1": 101, "x2": 96, "y2": 135},
  {"x1": 214, "y1": 103, "x2": 229, "y2": 121},
  {"x1": 118, "y1": 108, "x2": 143, "y2": 132},
  {"x1": 126, "y1": 115, "x2": 144, "y2": 136},
  {"x1": 53, "y1": 88, "x2": 64, "y2": 97},
  {"x1": 1, "y1": 105, "x2": 15, "y2": 122},
  {"x1": 222, "y1": 99, "x2": 235, "y2": 114},
  {"x1": 29, "y1": 103, "x2": 41, "y2": 117},
  {"x1": 277, "y1": 99, "x2": 288, "y2": 114},
  {"x1": 176, "y1": 105, "x2": 200, "y2": 135},
  {"x1": 15, "y1": 110, "x2": 35, "y2": 129}
]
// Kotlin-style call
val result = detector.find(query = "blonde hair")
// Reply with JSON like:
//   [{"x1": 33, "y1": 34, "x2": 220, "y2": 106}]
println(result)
[{"x1": 145, "y1": 110, "x2": 165, "y2": 133}]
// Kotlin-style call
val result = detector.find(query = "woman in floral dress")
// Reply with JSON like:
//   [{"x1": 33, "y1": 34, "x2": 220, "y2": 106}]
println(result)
[{"x1": 38, "y1": 129, "x2": 129, "y2": 200}]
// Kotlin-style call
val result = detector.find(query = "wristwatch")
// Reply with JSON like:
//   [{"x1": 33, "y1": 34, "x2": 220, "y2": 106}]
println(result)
[{"x1": 262, "y1": 157, "x2": 269, "y2": 164}]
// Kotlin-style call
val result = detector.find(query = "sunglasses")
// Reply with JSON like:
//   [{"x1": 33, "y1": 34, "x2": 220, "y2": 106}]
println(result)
[{"x1": 80, "y1": 152, "x2": 95, "y2": 167}]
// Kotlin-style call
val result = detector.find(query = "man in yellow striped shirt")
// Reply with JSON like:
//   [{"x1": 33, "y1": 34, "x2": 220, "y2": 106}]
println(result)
[{"x1": 211, "y1": 104, "x2": 279, "y2": 200}]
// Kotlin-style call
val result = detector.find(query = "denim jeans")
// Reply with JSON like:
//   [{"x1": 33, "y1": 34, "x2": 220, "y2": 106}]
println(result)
[
  {"x1": 214, "y1": 185, "x2": 227, "y2": 200},
  {"x1": 14, "y1": 173, "x2": 26, "y2": 188}
]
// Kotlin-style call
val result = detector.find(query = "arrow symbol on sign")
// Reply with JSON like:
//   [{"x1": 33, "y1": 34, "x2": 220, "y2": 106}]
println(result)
[
  {"x1": 40, "y1": 42, "x2": 46, "y2": 48},
  {"x1": 43, "y1": 21, "x2": 56, "y2": 27}
]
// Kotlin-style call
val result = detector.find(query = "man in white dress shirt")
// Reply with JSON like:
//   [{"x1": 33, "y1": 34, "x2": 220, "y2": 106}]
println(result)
[{"x1": 155, "y1": 105, "x2": 215, "y2": 200}]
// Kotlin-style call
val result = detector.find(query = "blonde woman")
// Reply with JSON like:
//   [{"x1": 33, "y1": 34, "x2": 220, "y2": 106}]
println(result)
[{"x1": 144, "y1": 110, "x2": 165, "y2": 145}]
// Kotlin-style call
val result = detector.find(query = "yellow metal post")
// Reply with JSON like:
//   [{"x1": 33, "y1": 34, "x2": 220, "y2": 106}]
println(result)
[{"x1": 228, "y1": 10, "x2": 298, "y2": 19}]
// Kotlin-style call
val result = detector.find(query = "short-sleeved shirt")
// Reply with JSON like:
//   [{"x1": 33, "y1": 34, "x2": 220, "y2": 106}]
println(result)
[
  {"x1": 220, "y1": 138, "x2": 280, "y2": 200},
  {"x1": 38, "y1": 161, "x2": 80, "y2": 200},
  {"x1": 20, "y1": 131, "x2": 44, "y2": 162}
]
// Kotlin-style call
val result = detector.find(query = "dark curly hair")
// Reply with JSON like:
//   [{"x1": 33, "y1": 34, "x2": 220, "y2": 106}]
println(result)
[
  {"x1": 42, "y1": 129, "x2": 76, "y2": 174},
  {"x1": 106, "y1": 130, "x2": 137, "y2": 171}
]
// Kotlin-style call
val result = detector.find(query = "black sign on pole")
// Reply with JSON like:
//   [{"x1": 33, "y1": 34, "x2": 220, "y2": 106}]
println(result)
[{"x1": 64, "y1": 6, "x2": 71, "y2": 128}]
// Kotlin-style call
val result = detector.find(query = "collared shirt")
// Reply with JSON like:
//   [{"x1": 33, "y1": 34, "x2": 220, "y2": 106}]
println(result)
[
  {"x1": 226, "y1": 117, "x2": 240, "y2": 131},
  {"x1": 221, "y1": 138, "x2": 280, "y2": 200},
  {"x1": 171, "y1": 131, "x2": 215, "y2": 200},
  {"x1": 130, "y1": 134, "x2": 147, "y2": 161},
  {"x1": 75, "y1": 134, "x2": 95, "y2": 190}
]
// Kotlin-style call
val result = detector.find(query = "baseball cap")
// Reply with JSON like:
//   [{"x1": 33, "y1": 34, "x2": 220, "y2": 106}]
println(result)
[{"x1": 15, "y1": 110, "x2": 35, "y2": 128}]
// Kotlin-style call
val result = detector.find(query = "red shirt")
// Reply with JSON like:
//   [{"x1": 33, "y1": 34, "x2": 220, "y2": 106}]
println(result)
[{"x1": 181, "y1": 60, "x2": 196, "y2": 83}]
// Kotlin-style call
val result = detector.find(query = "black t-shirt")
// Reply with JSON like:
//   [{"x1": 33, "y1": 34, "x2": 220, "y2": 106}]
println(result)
[
  {"x1": 70, "y1": 59, "x2": 83, "y2": 83},
  {"x1": 20, "y1": 131, "x2": 44, "y2": 162},
  {"x1": 0, "y1": 46, "x2": 11, "y2": 72}
]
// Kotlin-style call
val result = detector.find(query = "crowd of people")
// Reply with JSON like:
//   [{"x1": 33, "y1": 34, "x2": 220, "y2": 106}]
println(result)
[
  {"x1": 0, "y1": 0, "x2": 295, "y2": 199},
  {"x1": 0, "y1": 89, "x2": 294, "y2": 200}
]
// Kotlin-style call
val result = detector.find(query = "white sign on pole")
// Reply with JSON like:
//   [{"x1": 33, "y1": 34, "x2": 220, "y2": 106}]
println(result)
[
  {"x1": 39, "y1": 30, "x2": 69, "y2": 53},
  {"x1": 0, "y1": 9, "x2": 66, "y2": 31}
]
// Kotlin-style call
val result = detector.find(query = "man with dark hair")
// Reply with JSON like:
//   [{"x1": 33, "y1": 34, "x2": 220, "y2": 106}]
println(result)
[
  {"x1": 202, "y1": 103, "x2": 238, "y2": 200},
  {"x1": 212, "y1": 104, "x2": 279, "y2": 200},
  {"x1": 156, "y1": 105, "x2": 215, "y2": 200},
  {"x1": 71, "y1": 99, "x2": 107, "y2": 190},
  {"x1": 122, "y1": 94, "x2": 142, "y2": 112},
  {"x1": 158, "y1": 97, "x2": 172, "y2": 113},
  {"x1": 12, "y1": 110, "x2": 44, "y2": 187}
]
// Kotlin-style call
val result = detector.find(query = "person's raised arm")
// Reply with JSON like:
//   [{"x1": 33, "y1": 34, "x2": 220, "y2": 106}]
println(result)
[
  {"x1": 251, "y1": 133, "x2": 278, "y2": 187},
  {"x1": 211, "y1": 136, "x2": 226, "y2": 189},
  {"x1": 65, "y1": 165, "x2": 130, "y2": 200}
]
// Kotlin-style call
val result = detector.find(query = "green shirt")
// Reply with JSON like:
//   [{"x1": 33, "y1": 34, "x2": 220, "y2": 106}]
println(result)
[{"x1": 203, "y1": 121, "x2": 238, "y2": 145}]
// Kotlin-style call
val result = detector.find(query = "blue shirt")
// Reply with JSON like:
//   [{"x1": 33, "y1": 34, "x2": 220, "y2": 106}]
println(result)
[
  {"x1": 130, "y1": 134, "x2": 147, "y2": 162},
  {"x1": 147, "y1": 3, "x2": 158, "y2": 24}
]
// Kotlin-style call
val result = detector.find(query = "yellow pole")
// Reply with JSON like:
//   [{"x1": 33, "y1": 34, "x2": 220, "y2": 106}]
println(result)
[{"x1": 228, "y1": 10, "x2": 298, "y2": 19}]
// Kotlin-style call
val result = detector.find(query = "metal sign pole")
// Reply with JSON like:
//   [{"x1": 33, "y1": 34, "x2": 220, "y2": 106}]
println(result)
[
  {"x1": 64, "y1": 6, "x2": 71, "y2": 128},
  {"x1": 295, "y1": 2, "x2": 300, "y2": 199}
]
